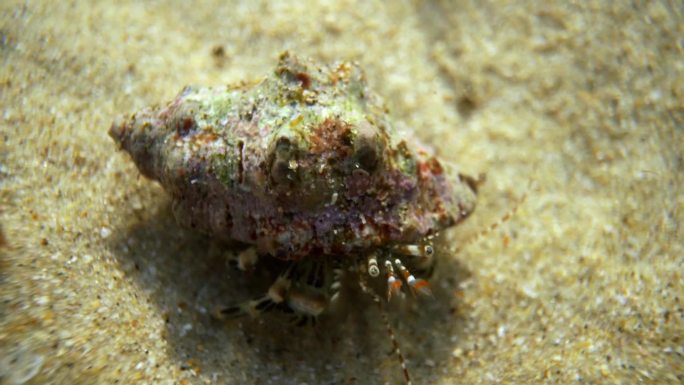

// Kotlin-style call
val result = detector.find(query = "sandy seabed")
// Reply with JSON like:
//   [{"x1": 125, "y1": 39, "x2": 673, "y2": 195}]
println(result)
[{"x1": 1, "y1": 1, "x2": 683, "y2": 384}]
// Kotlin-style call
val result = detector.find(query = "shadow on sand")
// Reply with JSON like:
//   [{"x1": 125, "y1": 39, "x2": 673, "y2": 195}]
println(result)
[{"x1": 108, "y1": 201, "x2": 472, "y2": 384}]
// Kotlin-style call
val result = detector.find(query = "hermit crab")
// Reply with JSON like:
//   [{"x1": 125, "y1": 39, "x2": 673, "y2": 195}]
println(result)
[{"x1": 110, "y1": 52, "x2": 479, "y2": 383}]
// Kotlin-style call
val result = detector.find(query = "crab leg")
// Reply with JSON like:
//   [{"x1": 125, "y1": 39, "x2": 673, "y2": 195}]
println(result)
[
  {"x1": 367, "y1": 253, "x2": 380, "y2": 277},
  {"x1": 385, "y1": 260, "x2": 402, "y2": 301},
  {"x1": 358, "y1": 270, "x2": 412, "y2": 385},
  {"x1": 394, "y1": 259, "x2": 432, "y2": 297},
  {"x1": 392, "y1": 243, "x2": 434, "y2": 259}
]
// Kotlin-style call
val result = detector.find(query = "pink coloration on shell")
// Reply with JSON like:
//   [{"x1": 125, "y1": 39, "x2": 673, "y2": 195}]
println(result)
[{"x1": 110, "y1": 52, "x2": 477, "y2": 260}]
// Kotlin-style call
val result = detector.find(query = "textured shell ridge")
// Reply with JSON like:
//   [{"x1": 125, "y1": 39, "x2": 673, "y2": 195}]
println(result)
[{"x1": 109, "y1": 52, "x2": 477, "y2": 260}]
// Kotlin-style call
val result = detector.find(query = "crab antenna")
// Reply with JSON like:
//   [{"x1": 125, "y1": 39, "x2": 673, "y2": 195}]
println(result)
[
  {"x1": 385, "y1": 260, "x2": 402, "y2": 301},
  {"x1": 358, "y1": 273, "x2": 412, "y2": 385},
  {"x1": 452, "y1": 182, "x2": 531, "y2": 256}
]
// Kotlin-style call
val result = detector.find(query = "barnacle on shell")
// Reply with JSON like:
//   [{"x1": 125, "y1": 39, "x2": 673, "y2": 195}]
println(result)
[{"x1": 110, "y1": 52, "x2": 477, "y2": 260}]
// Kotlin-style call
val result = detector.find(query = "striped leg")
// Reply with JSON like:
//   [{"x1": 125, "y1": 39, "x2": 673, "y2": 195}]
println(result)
[{"x1": 358, "y1": 268, "x2": 412, "y2": 385}]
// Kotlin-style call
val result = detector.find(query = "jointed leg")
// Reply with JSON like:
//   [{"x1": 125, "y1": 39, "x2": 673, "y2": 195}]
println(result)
[{"x1": 358, "y1": 265, "x2": 412, "y2": 385}]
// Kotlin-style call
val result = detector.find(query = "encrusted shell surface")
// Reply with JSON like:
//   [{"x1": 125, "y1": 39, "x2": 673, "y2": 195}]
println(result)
[{"x1": 110, "y1": 52, "x2": 476, "y2": 259}]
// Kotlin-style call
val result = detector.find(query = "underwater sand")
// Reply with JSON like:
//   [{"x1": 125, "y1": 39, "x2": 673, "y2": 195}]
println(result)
[{"x1": 1, "y1": 1, "x2": 683, "y2": 384}]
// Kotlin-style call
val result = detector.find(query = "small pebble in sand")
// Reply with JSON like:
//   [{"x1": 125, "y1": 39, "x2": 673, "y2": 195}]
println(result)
[{"x1": 100, "y1": 227, "x2": 112, "y2": 239}]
